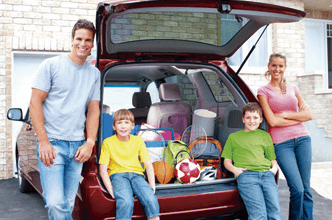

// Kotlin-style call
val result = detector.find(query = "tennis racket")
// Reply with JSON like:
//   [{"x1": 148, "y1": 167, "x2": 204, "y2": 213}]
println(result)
[
  {"x1": 139, "y1": 129, "x2": 166, "y2": 162},
  {"x1": 181, "y1": 124, "x2": 207, "y2": 158}
]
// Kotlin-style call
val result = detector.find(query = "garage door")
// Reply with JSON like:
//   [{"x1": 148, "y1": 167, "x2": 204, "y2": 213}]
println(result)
[{"x1": 11, "y1": 52, "x2": 64, "y2": 176}]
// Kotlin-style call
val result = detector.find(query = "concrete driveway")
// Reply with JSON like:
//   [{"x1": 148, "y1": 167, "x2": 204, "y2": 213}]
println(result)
[{"x1": 0, "y1": 175, "x2": 332, "y2": 220}]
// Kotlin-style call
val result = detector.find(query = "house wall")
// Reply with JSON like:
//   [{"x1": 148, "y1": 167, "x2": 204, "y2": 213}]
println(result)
[
  {"x1": 240, "y1": 0, "x2": 332, "y2": 162},
  {"x1": 0, "y1": 0, "x2": 101, "y2": 179},
  {"x1": 0, "y1": 0, "x2": 330, "y2": 179}
]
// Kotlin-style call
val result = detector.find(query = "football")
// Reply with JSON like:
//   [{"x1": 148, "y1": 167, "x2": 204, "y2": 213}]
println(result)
[
  {"x1": 175, "y1": 158, "x2": 201, "y2": 183},
  {"x1": 153, "y1": 160, "x2": 174, "y2": 184}
]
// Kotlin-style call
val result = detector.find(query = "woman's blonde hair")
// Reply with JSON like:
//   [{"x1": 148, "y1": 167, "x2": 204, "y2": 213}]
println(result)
[{"x1": 265, "y1": 53, "x2": 287, "y2": 94}]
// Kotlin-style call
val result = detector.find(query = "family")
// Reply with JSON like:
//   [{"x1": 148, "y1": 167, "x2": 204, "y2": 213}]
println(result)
[{"x1": 30, "y1": 19, "x2": 313, "y2": 220}]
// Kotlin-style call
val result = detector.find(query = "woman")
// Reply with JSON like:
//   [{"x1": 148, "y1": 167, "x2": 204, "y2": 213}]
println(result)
[{"x1": 257, "y1": 53, "x2": 313, "y2": 220}]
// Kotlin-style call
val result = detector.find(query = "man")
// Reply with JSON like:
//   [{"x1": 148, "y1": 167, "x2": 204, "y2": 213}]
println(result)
[{"x1": 29, "y1": 19, "x2": 100, "y2": 220}]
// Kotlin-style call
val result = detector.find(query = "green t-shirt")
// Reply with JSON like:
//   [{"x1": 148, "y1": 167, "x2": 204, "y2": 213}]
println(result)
[{"x1": 221, "y1": 129, "x2": 276, "y2": 172}]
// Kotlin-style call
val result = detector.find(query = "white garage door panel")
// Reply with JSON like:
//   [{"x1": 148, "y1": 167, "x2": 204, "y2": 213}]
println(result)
[{"x1": 12, "y1": 52, "x2": 64, "y2": 176}]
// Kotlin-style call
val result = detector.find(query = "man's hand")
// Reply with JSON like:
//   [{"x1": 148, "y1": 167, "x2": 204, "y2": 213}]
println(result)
[
  {"x1": 75, "y1": 139, "x2": 94, "y2": 163},
  {"x1": 39, "y1": 141, "x2": 56, "y2": 167}
]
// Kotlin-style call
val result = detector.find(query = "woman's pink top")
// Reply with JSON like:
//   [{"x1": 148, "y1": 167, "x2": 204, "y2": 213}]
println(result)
[{"x1": 257, "y1": 83, "x2": 309, "y2": 144}]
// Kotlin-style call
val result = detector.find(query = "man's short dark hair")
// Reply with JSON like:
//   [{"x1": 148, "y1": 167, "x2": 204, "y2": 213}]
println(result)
[
  {"x1": 242, "y1": 102, "x2": 263, "y2": 118},
  {"x1": 72, "y1": 19, "x2": 96, "y2": 40}
]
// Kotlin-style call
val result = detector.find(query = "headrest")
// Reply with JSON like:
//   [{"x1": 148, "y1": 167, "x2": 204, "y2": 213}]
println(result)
[
  {"x1": 132, "y1": 92, "x2": 152, "y2": 108},
  {"x1": 159, "y1": 83, "x2": 182, "y2": 101},
  {"x1": 102, "y1": 104, "x2": 111, "y2": 114}
]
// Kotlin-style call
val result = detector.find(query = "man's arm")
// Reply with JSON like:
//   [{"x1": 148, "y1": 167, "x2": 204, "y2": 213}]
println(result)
[
  {"x1": 30, "y1": 88, "x2": 56, "y2": 167},
  {"x1": 224, "y1": 159, "x2": 247, "y2": 178},
  {"x1": 75, "y1": 100, "x2": 100, "y2": 163}
]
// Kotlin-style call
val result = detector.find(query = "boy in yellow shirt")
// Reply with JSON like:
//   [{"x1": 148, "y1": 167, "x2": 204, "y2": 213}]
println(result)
[{"x1": 99, "y1": 109, "x2": 160, "y2": 220}]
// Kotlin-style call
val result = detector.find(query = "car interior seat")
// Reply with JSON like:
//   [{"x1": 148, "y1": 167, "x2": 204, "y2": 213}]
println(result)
[
  {"x1": 218, "y1": 103, "x2": 244, "y2": 147},
  {"x1": 102, "y1": 104, "x2": 113, "y2": 142},
  {"x1": 146, "y1": 83, "x2": 192, "y2": 135},
  {"x1": 128, "y1": 92, "x2": 152, "y2": 125}
]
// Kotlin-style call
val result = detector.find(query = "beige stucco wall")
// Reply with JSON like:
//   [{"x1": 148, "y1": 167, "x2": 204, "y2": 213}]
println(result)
[{"x1": 0, "y1": 0, "x2": 330, "y2": 179}]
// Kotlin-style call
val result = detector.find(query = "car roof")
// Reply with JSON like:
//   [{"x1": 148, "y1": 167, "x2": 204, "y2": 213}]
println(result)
[{"x1": 96, "y1": 0, "x2": 306, "y2": 61}]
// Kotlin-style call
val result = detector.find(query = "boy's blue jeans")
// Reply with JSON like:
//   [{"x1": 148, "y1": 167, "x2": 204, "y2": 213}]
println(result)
[
  {"x1": 237, "y1": 171, "x2": 282, "y2": 220},
  {"x1": 274, "y1": 136, "x2": 313, "y2": 220},
  {"x1": 111, "y1": 172, "x2": 160, "y2": 220},
  {"x1": 37, "y1": 138, "x2": 85, "y2": 220}
]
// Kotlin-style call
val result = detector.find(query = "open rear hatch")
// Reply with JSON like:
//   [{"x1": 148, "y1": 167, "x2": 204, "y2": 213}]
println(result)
[{"x1": 96, "y1": 0, "x2": 306, "y2": 63}]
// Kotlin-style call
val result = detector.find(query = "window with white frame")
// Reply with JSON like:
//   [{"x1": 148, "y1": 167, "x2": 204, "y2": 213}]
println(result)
[
  {"x1": 327, "y1": 24, "x2": 332, "y2": 89},
  {"x1": 227, "y1": 23, "x2": 271, "y2": 72},
  {"x1": 305, "y1": 19, "x2": 332, "y2": 90}
]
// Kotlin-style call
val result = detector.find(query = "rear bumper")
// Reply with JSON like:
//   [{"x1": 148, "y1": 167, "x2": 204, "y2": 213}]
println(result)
[{"x1": 80, "y1": 172, "x2": 246, "y2": 220}]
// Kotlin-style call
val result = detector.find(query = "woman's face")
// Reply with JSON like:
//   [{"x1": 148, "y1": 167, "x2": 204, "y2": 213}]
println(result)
[{"x1": 268, "y1": 57, "x2": 287, "y2": 81}]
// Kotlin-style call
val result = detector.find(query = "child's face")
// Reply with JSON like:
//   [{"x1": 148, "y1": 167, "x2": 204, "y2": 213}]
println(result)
[
  {"x1": 242, "y1": 110, "x2": 263, "y2": 132},
  {"x1": 113, "y1": 119, "x2": 135, "y2": 139}
]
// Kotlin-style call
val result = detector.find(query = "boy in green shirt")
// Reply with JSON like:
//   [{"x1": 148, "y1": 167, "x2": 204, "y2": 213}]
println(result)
[{"x1": 221, "y1": 102, "x2": 281, "y2": 220}]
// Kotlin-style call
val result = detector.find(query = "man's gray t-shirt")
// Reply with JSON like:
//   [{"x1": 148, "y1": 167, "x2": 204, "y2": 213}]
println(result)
[{"x1": 32, "y1": 54, "x2": 100, "y2": 141}]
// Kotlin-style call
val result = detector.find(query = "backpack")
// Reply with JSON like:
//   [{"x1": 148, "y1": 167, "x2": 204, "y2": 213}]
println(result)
[
  {"x1": 164, "y1": 140, "x2": 191, "y2": 168},
  {"x1": 188, "y1": 137, "x2": 226, "y2": 179}
]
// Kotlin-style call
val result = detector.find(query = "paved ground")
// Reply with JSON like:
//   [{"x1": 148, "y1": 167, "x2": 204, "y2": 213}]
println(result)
[{"x1": 0, "y1": 162, "x2": 331, "y2": 220}]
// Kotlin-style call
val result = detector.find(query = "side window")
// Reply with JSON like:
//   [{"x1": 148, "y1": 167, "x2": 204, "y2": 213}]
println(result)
[
  {"x1": 202, "y1": 72, "x2": 235, "y2": 103},
  {"x1": 146, "y1": 82, "x2": 160, "y2": 104},
  {"x1": 165, "y1": 75, "x2": 197, "y2": 106},
  {"x1": 103, "y1": 85, "x2": 140, "y2": 113}
]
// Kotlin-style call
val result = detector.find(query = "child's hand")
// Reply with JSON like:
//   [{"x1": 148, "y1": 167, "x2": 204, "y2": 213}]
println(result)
[
  {"x1": 108, "y1": 185, "x2": 115, "y2": 198},
  {"x1": 234, "y1": 168, "x2": 247, "y2": 177},
  {"x1": 269, "y1": 167, "x2": 278, "y2": 175},
  {"x1": 152, "y1": 186, "x2": 156, "y2": 194}
]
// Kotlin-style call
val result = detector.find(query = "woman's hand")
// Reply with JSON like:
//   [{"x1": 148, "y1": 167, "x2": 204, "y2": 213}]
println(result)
[{"x1": 300, "y1": 102, "x2": 309, "y2": 111}]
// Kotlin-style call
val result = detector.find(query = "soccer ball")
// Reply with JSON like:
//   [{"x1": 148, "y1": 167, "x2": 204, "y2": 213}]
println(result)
[{"x1": 175, "y1": 158, "x2": 201, "y2": 183}]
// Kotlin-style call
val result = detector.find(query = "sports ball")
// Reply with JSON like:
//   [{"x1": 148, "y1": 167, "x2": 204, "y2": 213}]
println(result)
[
  {"x1": 175, "y1": 158, "x2": 201, "y2": 183},
  {"x1": 152, "y1": 161, "x2": 174, "y2": 184}
]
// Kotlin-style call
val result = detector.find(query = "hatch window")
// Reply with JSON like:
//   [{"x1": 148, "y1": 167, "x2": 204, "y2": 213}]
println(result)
[{"x1": 110, "y1": 10, "x2": 248, "y2": 46}]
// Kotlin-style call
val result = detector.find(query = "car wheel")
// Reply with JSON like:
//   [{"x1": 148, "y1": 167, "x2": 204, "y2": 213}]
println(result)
[{"x1": 17, "y1": 156, "x2": 32, "y2": 193}]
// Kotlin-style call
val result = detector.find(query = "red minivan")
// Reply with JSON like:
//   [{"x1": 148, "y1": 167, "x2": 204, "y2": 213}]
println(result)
[{"x1": 7, "y1": 1, "x2": 305, "y2": 219}]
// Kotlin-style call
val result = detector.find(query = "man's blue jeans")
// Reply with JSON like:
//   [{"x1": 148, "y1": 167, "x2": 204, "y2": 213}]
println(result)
[
  {"x1": 111, "y1": 172, "x2": 160, "y2": 220},
  {"x1": 237, "y1": 171, "x2": 282, "y2": 220},
  {"x1": 37, "y1": 138, "x2": 85, "y2": 220},
  {"x1": 274, "y1": 136, "x2": 313, "y2": 220}
]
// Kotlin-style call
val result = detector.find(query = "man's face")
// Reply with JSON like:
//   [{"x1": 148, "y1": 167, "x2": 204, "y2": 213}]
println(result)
[
  {"x1": 71, "y1": 28, "x2": 94, "y2": 60},
  {"x1": 242, "y1": 110, "x2": 263, "y2": 132}
]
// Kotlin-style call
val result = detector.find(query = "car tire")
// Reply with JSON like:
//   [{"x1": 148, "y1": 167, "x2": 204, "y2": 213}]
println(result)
[{"x1": 17, "y1": 156, "x2": 32, "y2": 193}]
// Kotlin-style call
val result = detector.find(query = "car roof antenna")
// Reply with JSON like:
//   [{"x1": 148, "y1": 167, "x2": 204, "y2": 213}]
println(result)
[{"x1": 235, "y1": 24, "x2": 269, "y2": 77}]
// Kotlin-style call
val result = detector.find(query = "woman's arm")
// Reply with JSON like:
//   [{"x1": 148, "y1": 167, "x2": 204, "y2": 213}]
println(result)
[
  {"x1": 275, "y1": 91, "x2": 313, "y2": 122},
  {"x1": 144, "y1": 160, "x2": 156, "y2": 193},
  {"x1": 258, "y1": 95, "x2": 302, "y2": 127},
  {"x1": 99, "y1": 164, "x2": 114, "y2": 198},
  {"x1": 224, "y1": 159, "x2": 246, "y2": 177}
]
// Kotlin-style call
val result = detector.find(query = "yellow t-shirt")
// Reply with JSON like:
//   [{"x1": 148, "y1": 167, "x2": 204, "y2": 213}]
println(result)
[{"x1": 99, "y1": 134, "x2": 150, "y2": 176}]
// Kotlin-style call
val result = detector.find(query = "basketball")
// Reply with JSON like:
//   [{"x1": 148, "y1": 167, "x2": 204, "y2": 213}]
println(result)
[
  {"x1": 175, "y1": 158, "x2": 201, "y2": 183},
  {"x1": 153, "y1": 161, "x2": 174, "y2": 184}
]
